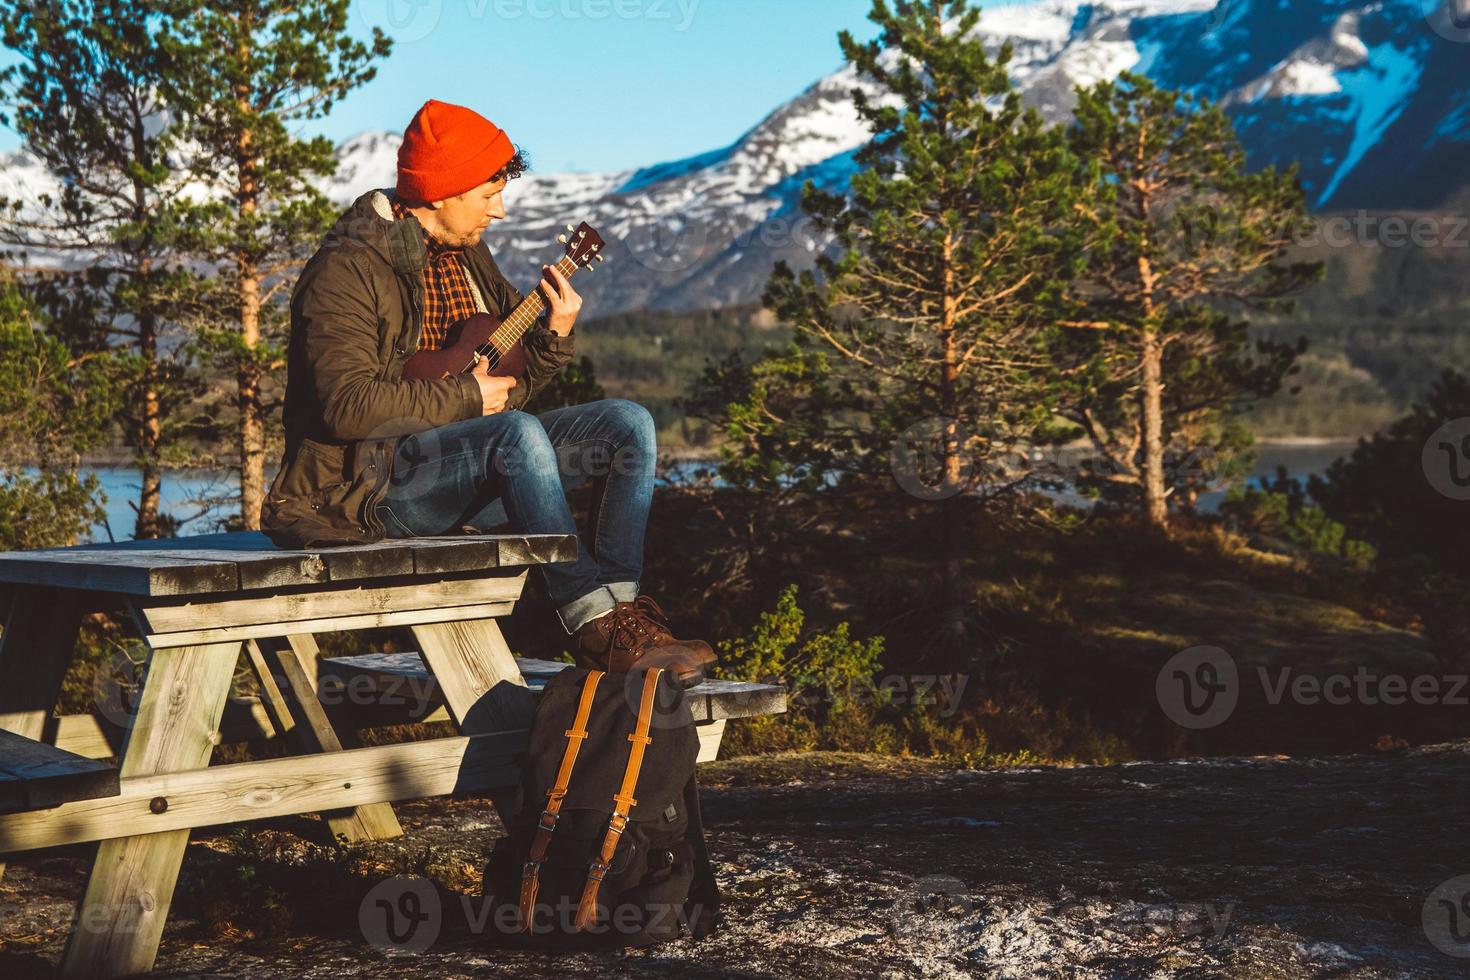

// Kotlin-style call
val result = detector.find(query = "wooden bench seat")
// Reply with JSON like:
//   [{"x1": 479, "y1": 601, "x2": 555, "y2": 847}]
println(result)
[
  {"x1": 321, "y1": 653, "x2": 787, "y2": 723},
  {"x1": 0, "y1": 729, "x2": 120, "y2": 814},
  {"x1": 318, "y1": 653, "x2": 787, "y2": 762}
]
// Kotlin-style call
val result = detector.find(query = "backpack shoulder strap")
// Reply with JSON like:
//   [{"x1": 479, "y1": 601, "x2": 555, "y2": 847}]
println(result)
[
  {"x1": 575, "y1": 667, "x2": 663, "y2": 930},
  {"x1": 519, "y1": 669, "x2": 604, "y2": 931}
]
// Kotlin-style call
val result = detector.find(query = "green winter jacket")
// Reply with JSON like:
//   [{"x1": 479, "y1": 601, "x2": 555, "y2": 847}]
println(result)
[{"x1": 261, "y1": 189, "x2": 575, "y2": 548}]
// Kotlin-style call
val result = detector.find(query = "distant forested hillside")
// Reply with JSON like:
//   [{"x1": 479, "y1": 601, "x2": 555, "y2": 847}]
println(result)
[
  {"x1": 569, "y1": 305, "x2": 790, "y2": 449},
  {"x1": 1249, "y1": 214, "x2": 1470, "y2": 437},
  {"x1": 575, "y1": 216, "x2": 1469, "y2": 447}
]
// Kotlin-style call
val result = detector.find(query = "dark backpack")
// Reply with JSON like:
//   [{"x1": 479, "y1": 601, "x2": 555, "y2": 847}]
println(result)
[{"x1": 484, "y1": 665, "x2": 720, "y2": 949}]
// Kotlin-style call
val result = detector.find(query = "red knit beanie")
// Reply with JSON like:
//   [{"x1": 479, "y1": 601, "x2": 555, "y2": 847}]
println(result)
[{"x1": 396, "y1": 99, "x2": 515, "y2": 203}]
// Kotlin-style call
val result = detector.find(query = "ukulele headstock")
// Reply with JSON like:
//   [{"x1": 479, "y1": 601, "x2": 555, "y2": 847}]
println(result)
[{"x1": 558, "y1": 222, "x2": 606, "y2": 270}]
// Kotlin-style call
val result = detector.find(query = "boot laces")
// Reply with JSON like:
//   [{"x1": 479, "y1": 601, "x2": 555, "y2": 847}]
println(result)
[
  {"x1": 632, "y1": 595, "x2": 674, "y2": 637},
  {"x1": 605, "y1": 596, "x2": 674, "y2": 653}
]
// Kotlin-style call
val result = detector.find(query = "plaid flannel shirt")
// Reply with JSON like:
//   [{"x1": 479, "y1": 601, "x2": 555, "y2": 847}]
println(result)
[{"x1": 391, "y1": 197, "x2": 481, "y2": 351}]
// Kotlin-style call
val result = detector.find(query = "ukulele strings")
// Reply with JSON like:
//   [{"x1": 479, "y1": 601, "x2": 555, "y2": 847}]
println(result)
[{"x1": 456, "y1": 255, "x2": 581, "y2": 376}]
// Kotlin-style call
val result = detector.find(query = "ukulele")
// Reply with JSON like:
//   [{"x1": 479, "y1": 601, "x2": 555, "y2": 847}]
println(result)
[{"x1": 402, "y1": 222, "x2": 606, "y2": 382}]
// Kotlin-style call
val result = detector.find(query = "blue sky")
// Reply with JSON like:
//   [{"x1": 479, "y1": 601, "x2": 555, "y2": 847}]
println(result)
[{"x1": 0, "y1": 0, "x2": 885, "y2": 172}]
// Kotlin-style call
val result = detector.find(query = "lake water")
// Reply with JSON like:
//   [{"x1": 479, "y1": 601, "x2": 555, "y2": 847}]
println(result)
[{"x1": 80, "y1": 441, "x2": 1362, "y2": 541}]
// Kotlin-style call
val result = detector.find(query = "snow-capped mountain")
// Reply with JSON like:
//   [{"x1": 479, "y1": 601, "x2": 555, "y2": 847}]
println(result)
[
  {"x1": 6, "y1": 0, "x2": 1469, "y2": 313},
  {"x1": 316, "y1": 55, "x2": 889, "y2": 314},
  {"x1": 441, "y1": 0, "x2": 1470, "y2": 313}
]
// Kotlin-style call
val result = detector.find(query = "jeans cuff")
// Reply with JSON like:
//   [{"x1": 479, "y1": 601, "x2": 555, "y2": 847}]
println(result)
[
  {"x1": 605, "y1": 581, "x2": 639, "y2": 604},
  {"x1": 556, "y1": 586, "x2": 618, "y2": 635}
]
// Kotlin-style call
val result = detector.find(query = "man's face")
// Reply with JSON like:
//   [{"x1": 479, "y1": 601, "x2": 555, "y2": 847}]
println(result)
[{"x1": 431, "y1": 176, "x2": 508, "y2": 247}]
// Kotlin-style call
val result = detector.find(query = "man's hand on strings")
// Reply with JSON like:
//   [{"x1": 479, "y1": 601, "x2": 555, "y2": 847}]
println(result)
[{"x1": 539, "y1": 264, "x2": 582, "y2": 337}]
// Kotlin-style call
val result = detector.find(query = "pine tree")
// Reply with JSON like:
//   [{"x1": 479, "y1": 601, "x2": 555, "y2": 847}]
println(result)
[
  {"x1": 0, "y1": 0, "x2": 212, "y2": 539},
  {"x1": 155, "y1": 1, "x2": 390, "y2": 529},
  {"x1": 0, "y1": 271, "x2": 120, "y2": 548},
  {"x1": 1059, "y1": 73, "x2": 1319, "y2": 531},
  {"x1": 758, "y1": 0, "x2": 1083, "y2": 646}
]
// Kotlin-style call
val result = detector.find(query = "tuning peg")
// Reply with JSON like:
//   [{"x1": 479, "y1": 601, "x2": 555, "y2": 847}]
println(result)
[
  {"x1": 565, "y1": 224, "x2": 575, "y2": 232},
  {"x1": 557, "y1": 234, "x2": 568, "y2": 244},
  {"x1": 595, "y1": 254, "x2": 605, "y2": 262}
]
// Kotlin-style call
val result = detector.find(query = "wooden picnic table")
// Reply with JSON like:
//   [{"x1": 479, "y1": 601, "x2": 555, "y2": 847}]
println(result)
[{"x1": 0, "y1": 530, "x2": 785, "y2": 978}]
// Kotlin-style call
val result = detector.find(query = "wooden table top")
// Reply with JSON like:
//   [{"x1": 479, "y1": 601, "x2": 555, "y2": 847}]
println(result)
[{"x1": 0, "y1": 531, "x2": 579, "y2": 598}]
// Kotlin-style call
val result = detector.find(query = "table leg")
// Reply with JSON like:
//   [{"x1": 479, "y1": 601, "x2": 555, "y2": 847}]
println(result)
[
  {"x1": 59, "y1": 641, "x2": 240, "y2": 980},
  {"x1": 410, "y1": 617, "x2": 532, "y2": 826},
  {"x1": 246, "y1": 636, "x2": 403, "y2": 843},
  {"x1": 0, "y1": 585, "x2": 85, "y2": 884}
]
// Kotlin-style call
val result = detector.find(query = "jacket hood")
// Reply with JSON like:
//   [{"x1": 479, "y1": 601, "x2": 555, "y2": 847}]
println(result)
[{"x1": 332, "y1": 188, "x2": 429, "y2": 277}]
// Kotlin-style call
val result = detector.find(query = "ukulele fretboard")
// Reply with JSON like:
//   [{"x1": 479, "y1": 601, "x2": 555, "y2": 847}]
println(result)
[{"x1": 480, "y1": 255, "x2": 581, "y2": 359}]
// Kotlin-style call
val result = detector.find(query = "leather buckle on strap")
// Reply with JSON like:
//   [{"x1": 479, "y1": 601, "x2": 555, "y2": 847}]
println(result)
[
  {"x1": 537, "y1": 811, "x2": 560, "y2": 833},
  {"x1": 522, "y1": 861, "x2": 541, "y2": 879},
  {"x1": 586, "y1": 861, "x2": 609, "y2": 882}
]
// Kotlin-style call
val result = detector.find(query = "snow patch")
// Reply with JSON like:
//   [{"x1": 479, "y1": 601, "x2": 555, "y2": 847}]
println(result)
[
  {"x1": 1316, "y1": 40, "x2": 1425, "y2": 207},
  {"x1": 1273, "y1": 59, "x2": 1343, "y2": 96}
]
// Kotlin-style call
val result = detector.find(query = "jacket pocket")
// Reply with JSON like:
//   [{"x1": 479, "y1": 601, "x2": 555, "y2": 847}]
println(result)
[{"x1": 270, "y1": 437, "x2": 350, "y2": 497}]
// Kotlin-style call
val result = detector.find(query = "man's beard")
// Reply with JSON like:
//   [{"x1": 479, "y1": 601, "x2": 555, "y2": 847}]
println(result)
[{"x1": 437, "y1": 228, "x2": 479, "y2": 249}]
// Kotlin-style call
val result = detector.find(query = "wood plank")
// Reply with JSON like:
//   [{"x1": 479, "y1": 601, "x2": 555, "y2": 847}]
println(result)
[
  {"x1": 409, "y1": 535, "x2": 579, "y2": 575},
  {"x1": 90, "y1": 547, "x2": 328, "y2": 591},
  {"x1": 318, "y1": 541, "x2": 418, "y2": 581},
  {"x1": 60, "y1": 641, "x2": 240, "y2": 980},
  {"x1": 0, "y1": 730, "x2": 119, "y2": 813},
  {"x1": 135, "y1": 570, "x2": 528, "y2": 637},
  {"x1": 244, "y1": 640, "x2": 296, "y2": 742},
  {"x1": 286, "y1": 635, "x2": 323, "y2": 692},
  {"x1": 410, "y1": 617, "x2": 532, "y2": 829},
  {"x1": 0, "y1": 531, "x2": 577, "y2": 598},
  {"x1": 80, "y1": 531, "x2": 415, "y2": 582},
  {"x1": 410, "y1": 618, "x2": 535, "y2": 735},
  {"x1": 88, "y1": 530, "x2": 568, "y2": 560},
  {"x1": 248, "y1": 637, "x2": 402, "y2": 843},
  {"x1": 140, "y1": 601, "x2": 517, "y2": 649},
  {"x1": 51, "y1": 704, "x2": 730, "y2": 772},
  {"x1": 0, "y1": 731, "x2": 526, "y2": 854},
  {"x1": 0, "y1": 551, "x2": 240, "y2": 597},
  {"x1": 53, "y1": 699, "x2": 278, "y2": 761},
  {"x1": 696, "y1": 719, "x2": 726, "y2": 764}
]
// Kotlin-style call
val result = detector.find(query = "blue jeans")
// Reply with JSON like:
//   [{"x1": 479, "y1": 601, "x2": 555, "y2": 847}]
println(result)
[{"x1": 373, "y1": 398, "x2": 657, "y2": 634}]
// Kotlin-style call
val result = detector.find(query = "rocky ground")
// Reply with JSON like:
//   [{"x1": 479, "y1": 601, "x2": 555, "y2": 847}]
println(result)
[{"x1": 3, "y1": 746, "x2": 1470, "y2": 978}]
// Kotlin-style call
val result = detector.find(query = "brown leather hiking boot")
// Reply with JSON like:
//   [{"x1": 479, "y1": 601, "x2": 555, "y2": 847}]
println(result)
[{"x1": 568, "y1": 595, "x2": 716, "y2": 689}]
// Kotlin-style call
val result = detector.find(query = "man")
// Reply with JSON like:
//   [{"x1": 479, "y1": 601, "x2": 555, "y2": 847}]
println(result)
[{"x1": 262, "y1": 98, "x2": 716, "y2": 686}]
